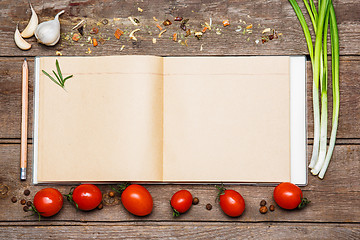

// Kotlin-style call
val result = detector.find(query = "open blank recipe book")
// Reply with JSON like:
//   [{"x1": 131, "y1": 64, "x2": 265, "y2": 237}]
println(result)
[{"x1": 33, "y1": 55, "x2": 307, "y2": 185}]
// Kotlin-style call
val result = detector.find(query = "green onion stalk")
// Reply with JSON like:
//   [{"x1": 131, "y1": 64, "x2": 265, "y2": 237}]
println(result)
[{"x1": 288, "y1": 0, "x2": 339, "y2": 179}]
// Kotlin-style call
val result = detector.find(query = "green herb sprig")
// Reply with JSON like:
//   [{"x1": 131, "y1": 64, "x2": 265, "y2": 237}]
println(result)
[
  {"x1": 42, "y1": 59, "x2": 73, "y2": 89},
  {"x1": 288, "y1": 0, "x2": 339, "y2": 179}
]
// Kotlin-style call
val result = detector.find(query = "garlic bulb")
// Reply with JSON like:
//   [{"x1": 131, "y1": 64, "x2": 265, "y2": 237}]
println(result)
[
  {"x1": 21, "y1": 3, "x2": 38, "y2": 38},
  {"x1": 35, "y1": 10, "x2": 64, "y2": 46},
  {"x1": 14, "y1": 25, "x2": 31, "y2": 50}
]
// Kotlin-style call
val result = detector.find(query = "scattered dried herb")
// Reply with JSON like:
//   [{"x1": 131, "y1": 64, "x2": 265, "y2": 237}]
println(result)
[
  {"x1": 158, "y1": 29, "x2": 167, "y2": 37},
  {"x1": 202, "y1": 26, "x2": 208, "y2": 33},
  {"x1": 194, "y1": 31, "x2": 203, "y2": 40},
  {"x1": 156, "y1": 24, "x2": 163, "y2": 31},
  {"x1": 98, "y1": 37, "x2": 105, "y2": 44},
  {"x1": 223, "y1": 20, "x2": 230, "y2": 27},
  {"x1": 90, "y1": 27, "x2": 99, "y2": 34},
  {"x1": 185, "y1": 29, "x2": 191, "y2": 37},
  {"x1": 72, "y1": 33, "x2": 81, "y2": 42},
  {"x1": 114, "y1": 28, "x2": 124, "y2": 39},
  {"x1": 134, "y1": 18, "x2": 140, "y2": 23},
  {"x1": 180, "y1": 19, "x2": 189, "y2": 31},
  {"x1": 42, "y1": 59, "x2": 73, "y2": 89},
  {"x1": 102, "y1": 19, "x2": 109, "y2": 25},
  {"x1": 93, "y1": 38, "x2": 98, "y2": 46},
  {"x1": 163, "y1": 19, "x2": 172, "y2": 26}
]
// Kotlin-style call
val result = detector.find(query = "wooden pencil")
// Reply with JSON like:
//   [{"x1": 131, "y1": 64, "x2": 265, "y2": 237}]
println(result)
[{"x1": 20, "y1": 58, "x2": 28, "y2": 181}]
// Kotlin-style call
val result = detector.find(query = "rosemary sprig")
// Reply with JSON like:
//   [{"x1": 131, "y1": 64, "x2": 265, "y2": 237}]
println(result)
[{"x1": 42, "y1": 59, "x2": 73, "y2": 89}]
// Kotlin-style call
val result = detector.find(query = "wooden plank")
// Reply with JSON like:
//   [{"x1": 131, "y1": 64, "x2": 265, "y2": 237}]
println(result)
[
  {"x1": 0, "y1": 144, "x2": 358, "y2": 223},
  {"x1": 0, "y1": 223, "x2": 359, "y2": 239},
  {"x1": 1, "y1": 57, "x2": 360, "y2": 139},
  {"x1": 0, "y1": 0, "x2": 359, "y2": 56}
]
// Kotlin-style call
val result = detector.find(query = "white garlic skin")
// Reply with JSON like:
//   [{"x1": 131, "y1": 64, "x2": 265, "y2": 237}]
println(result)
[{"x1": 35, "y1": 10, "x2": 64, "y2": 46}]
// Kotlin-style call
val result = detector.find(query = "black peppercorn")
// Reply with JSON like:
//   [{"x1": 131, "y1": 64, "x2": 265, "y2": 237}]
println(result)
[
  {"x1": 11, "y1": 196, "x2": 17, "y2": 203},
  {"x1": 108, "y1": 191, "x2": 115, "y2": 197},
  {"x1": 97, "y1": 203, "x2": 103, "y2": 210},
  {"x1": 23, "y1": 206, "x2": 29, "y2": 212},
  {"x1": 269, "y1": 205, "x2": 275, "y2": 211},
  {"x1": 20, "y1": 199, "x2": 26, "y2": 205},
  {"x1": 192, "y1": 197, "x2": 199, "y2": 205},
  {"x1": 260, "y1": 200, "x2": 266, "y2": 206},
  {"x1": 206, "y1": 203, "x2": 212, "y2": 210},
  {"x1": 24, "y1": 189, "x2": 30, "y2": 196},
  {"x1": 26, "y1": 201, "x2": 32, "y2": 207}
]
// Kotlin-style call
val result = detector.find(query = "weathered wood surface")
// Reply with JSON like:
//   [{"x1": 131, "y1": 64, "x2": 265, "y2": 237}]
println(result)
[
  {"x1": 0, "y1": 144, "x2": 359, "y2": 223},
  {"x1": 1, "y1": 223, "x2": 359, "y2": 240},
  {"x1": 0, "y1": 0, "x2": 360, "y2": 239},
  {"x1": 1, "y1": 57, "x2": 360, "y2": 139},
  {"x1": 0, "y1": 0, "x2": 359, "y2": 57}
]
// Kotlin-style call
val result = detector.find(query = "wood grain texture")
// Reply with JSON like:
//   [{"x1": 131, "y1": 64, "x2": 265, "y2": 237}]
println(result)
[
  {"x1": 1, "y1": 57, "x2": 360, "y2": 139},
  {"x1": 0, "y1": 0, "x2": 359, "y2": 57},
  {"x1": 0, "y1": 223, "x2": 359, "y2": 240},
  {"x1": 0, "y1": 144, "x2": 359, "y2": 223},
  {"x1": 0, "y1": 0, "x2": 359, "y2": 238}
]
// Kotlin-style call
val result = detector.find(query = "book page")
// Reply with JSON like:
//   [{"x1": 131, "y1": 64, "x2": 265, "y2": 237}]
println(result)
[
  {"x1": 36, "y1": 56, "x2": 163, "y2": 182},
  {"x1": 163, "y1": 56, "x2": 290, "y2": 182}
]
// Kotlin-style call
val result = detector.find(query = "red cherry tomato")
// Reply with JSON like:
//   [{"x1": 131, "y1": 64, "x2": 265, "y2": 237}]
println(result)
[
  {"x1": 121, "y1": 184, "x2": 153, "y2": 216},
  {"x1": 170, "y1": 190, "x2": 193, "y2": 216},
  {"x1": 273, "y1": 182, "x2": 309, "y2": 210},
  {"x1": 69, "y1": 184, "x2": 102, "y2": 211},
  {"x1": 219, "y1": 189, "x2": 245, "y2": 217},
  {"x1": 33, "y1": 188, "x2": 63, "y2": 217}
]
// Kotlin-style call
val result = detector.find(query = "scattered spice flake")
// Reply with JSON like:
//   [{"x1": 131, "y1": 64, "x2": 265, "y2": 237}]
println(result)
[
  {"x1": 156, "y1": 24, "x2": 163, "y2": 31},
  {"x1": 77, "y1": 26, "x2": 84, "y2": 36},
  {"x1": 128, "y1": 17, "x2": 138, "y2": 26},
  {"x1": 90, "y1": 27, "x2": 99, "y2": 34},
  {"x1": 129, "y1": 28, "x2": 140, "y2": 41},
  {"x1": 152, "y1": 38, "x2": 157, "y2": 44},
  {"x1": 246, "y1": 24, "x2": 253, "y2": 29},
  {"x1": 72, "y1": 33, "x2": 81, "y2": 41},
  {"x1": 120, "y1": 45, "x2": 125, "y2": 51},
  {"x1": 185, "y1": 29, "x2": 191, "y2": 37},
  {"x1": 202, "y1": 26, "x2": 208, "y2": 33},
  {"x1": 114, "y1": 28, "x2": 124, "y2": 39},
  {"x1": 87, "y1": 36, "x2": 92, "y2": 42},
  {"x1": 235, "y1": 26, "x2": 242, "y2": 32},
  {"x1": 204, "y1": 22, "x2": 211, "y2": 30},
  {"x1": 200, "y1": 44, "x2": 203, "y2": 51},
  {"x1": 216, "y1": 28, "x2": 222, "y2": 35},
  {"x1": 102, "y1": 19, "x2": 109, "y2": 25},
  {"x1": 174, "y1": 17, "x2": 183, "y2": 21},
  {"x1": 93, "y1": 38, "x2": 98, "y2": 46},
  {"x1": 86, "y1": 47, "x2": 92, "y2": 54},
  {"x1": 194, "y1": 31, "x2": 203, "y2": 40},
  {"x1": 158, "y1": 29, "x2": 167, "y2": 37},
  {"x1": 262, "y1": 28, "x2": 271, "y2": 34},
  {"x1": 98, "y1": 37, "x2": 106, "y2": 44},
  {"x1": 163, "y1": 19, "x2": 172, "y2": 26},
  {"x1": 72, "y1": 20, "x2": 86, "y2": 30},
  {"x1": 113, "y1": 18, "x2": 121, "y2": 21},
  {"x1": 138, "y1": 7, "x2": 143, "y2": 12},
  {"x1": 172, "y1": 33, "x2": 177, "y2": 41},
  {"x1": 134, "y1": 18, "x2": 140, "y2": 24},
  {"x1": 55, "y1": 51, "x2": 62, "y2": 56},
  {"x1": 223, "y1": 20, "x2": 230, "y2": 27},
  {"x1": 255, "y1": 39, "x2": 260, "y2": 44},
  {"x1": 153, "y1": 16, "x2": 158, "y2": 21}
]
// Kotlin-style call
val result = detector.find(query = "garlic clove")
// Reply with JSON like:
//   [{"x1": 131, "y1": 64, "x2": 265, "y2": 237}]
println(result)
[
  {"x1": 21, "y1": 2, "x2": 38, "y2": 38},
  {"x1": 35, "y1": 10, "x2": 64, "y2": 46},
  {"x1": 14, "y1": 25, "x2": 32, "y2": 50}
]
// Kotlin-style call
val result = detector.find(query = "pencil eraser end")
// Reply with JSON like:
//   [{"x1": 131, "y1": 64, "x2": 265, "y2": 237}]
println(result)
[{"x1": 20, "y1": 168, "x2": 26, "y2": 180}]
